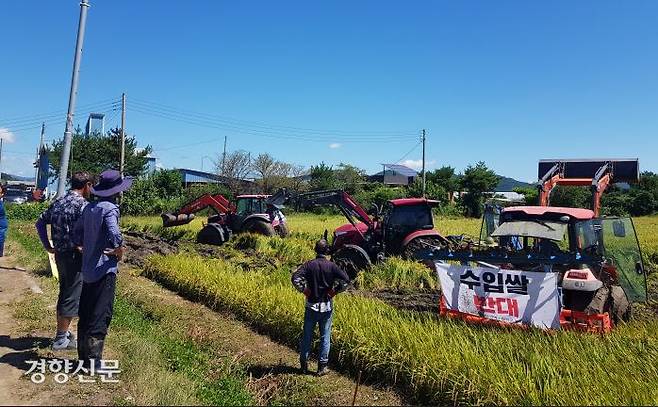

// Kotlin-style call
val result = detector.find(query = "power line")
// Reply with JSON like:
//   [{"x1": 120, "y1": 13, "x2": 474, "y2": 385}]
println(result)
[
  {"x1": 130, "y1": 105, "x2": 414, "y2": 141},
  {"x1": 131, "y1": 106, "x2": 414, "y2": 145},
  {"x1": 0, "y1": 99, "x2": 119, "y2": 127},
  {"x1": 393, "y1": 141, "x2": 421, "y2": 164},
  {"x1": 4, "y1": 105, "x2": 120, "y2": 137},
  {"x1": 131, "y1": 97, "x2": 417, "y2": 137}
]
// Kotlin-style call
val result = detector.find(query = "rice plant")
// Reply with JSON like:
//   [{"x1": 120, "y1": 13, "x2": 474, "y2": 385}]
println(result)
[{"x1": 143, "y1": 252, "x2": 658, "y2": 405}]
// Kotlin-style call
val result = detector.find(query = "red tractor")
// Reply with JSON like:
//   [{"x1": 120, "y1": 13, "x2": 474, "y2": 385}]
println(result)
[
  {"x1": 162, "y1": 189, "x2": 289, "y2": 245},
  {"x1": 295, "y1": 189, "x2": 449, "y2": 278}
]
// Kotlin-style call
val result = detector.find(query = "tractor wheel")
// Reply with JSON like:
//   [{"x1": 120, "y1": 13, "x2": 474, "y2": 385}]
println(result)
[
  {"x1": 403, "y1": 236, "x2": 447, "y2": 260},
  {"x1": 609, "y1": 285, "x2": 632, "y2": 324},
  {"x1": 332, "y1": 245, "x2": 371, "y2": 280},
  {"x1": 403, "y1": 236, "x2": 447, "y2": 269},
  {"x1": 276, "y1": 223, "x2": 289, "y2": 238},
  {"x1": 584, "y1": 286, "x2": 610, "y2": 315},
  {"x1": 584, "y1": 285, "x2": 632, "y2": 324},
  {"x1": 196, "y1": 223, "x2": 227, "y2": 246},
  {"x1": 245, "y1": 220, "x2": 276, "y2": 237}
]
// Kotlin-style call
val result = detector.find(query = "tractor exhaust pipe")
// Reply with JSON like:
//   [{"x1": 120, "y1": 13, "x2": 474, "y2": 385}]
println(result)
[{"x1": 161, "y1": 213, "x2": 196, "y2": 227}]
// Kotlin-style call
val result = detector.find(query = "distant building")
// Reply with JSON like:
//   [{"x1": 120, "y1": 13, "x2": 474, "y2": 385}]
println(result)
[
  {"x1": 146, "y1": 155, "x2": 157, "y2": 176},
  {"x1": 175, "y1": 168, "x2": 255, "y2": 191},
  {"x1": 369, "y1": 164, "x2": 418, "y2": 186},
  {"x1": 86, "y1": 113, "x2": 105, "y2": 135}
]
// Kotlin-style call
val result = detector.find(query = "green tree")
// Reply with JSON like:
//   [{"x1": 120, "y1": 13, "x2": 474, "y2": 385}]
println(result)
[
  {"x1": 335, "y1": 163, "x2": 366, "y2": 194},
  {"x1": 427, "y1": 166, "x2": 460, "y2": 200},
  {"x1": 460, "y1": 162, "x2": 500, "y2": 217},
  {"x1": 628, "y1": 189, "x2": 656, "y2": 216},
  {"x1": 49, "y1": 127, "x2": 151, "y2": 179},
  {"x1": 151, "y1": 169, "x2": 183, "y2": 199},
  {"x1": 513, "y1": 186, "x2": 539, "y2": 205},
  {"x1": 601, "y1": 189, "x2": 631, "y2": 216},
  {"x1": 638, "y1": 171, "x2": 658, "y2": 200},
  {"x1": 354, "y1": 185, "x2": 406, "y2": 210},
  {"x1": 309, "y1": 162, "x2": 338, "y2": 190},
  {"x1": 120, "y1": 169, "x2": 186, "y2": 215},
  {"x1": 549, "y1": 185, "x2": 591, "y2": 209},
  {"x1": 407, "y1": 178, "x2": 448, "y2": 203}
]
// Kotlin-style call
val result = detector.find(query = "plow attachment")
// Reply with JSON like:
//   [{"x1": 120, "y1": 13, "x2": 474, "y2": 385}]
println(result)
[{"x1": 161, "y1": 213, "x2": 196, "y2": 227}]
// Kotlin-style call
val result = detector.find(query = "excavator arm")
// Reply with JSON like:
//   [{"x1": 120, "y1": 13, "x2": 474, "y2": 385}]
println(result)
[
  {"x1": 294, "y1": 189, "x2": 374, "y2": 229},
  {"x1": 162, "y1": 194, "x2": 235, "y2": 227}
]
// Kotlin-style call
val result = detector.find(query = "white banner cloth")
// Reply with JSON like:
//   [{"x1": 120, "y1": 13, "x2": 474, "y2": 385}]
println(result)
[{"x1": 436, "y1": 263, "x2": 560, "y2": 329}]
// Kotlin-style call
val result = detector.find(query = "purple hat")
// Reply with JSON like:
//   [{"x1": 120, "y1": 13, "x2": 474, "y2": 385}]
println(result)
[{"x1": 91, "y1": 169, "x2": 133, "y2": 197}]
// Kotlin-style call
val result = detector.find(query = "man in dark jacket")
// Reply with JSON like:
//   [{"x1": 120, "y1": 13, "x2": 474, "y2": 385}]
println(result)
[{"x1": 291, "y1": 239, "x2": 350, "y2": 376}]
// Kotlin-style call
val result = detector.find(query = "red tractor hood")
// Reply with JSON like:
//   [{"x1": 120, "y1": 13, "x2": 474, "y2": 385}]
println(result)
[{"x1": 335, "y1": 222, "x2": 369, "y2": 235}]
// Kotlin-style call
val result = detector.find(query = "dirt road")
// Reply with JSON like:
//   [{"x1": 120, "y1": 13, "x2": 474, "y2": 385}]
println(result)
[
  {"x1": 0, "y1": 255, "x2": 55, "y2": 406},
  {"x1": 0, "y1": 254, "x2": 117, "y2": 406}
]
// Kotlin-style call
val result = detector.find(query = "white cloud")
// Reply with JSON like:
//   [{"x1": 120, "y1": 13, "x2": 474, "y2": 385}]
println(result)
[
  {"x1": 400, "y1": 159, "x2": 436, "y2": 171},
  {"x1": 0, "y1": 128, "x2": 16, "y2": 143},
  {"x1": 329, "y1": 143, "x2": 341, "y2": 149}
]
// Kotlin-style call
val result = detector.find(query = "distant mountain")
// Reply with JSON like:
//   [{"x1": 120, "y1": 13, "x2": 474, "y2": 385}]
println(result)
[
  {"x1": 1, "y1": 173, "x2": 34, "y2": 182},
  {"x1": 496, "y1": 176, "x2": 533, "y2": 192}
]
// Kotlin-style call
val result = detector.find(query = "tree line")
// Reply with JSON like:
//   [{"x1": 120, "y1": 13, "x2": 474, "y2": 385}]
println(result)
[{"x1": 46, "y1": 129, "x2": 658, "y2": 218}]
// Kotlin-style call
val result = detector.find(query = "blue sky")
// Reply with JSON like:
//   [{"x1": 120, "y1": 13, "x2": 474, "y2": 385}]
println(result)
[{"x1": 1, "y1": 0, "x2": 657, "y2": 181}]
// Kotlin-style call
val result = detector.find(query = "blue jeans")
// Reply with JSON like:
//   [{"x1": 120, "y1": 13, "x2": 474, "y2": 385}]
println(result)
[
  {"x1": 300, "y1": 307, "x2": 333, "y2": 365},
  {"x1": 0, "y1": 221, "x2": 7, "y2": 257}
]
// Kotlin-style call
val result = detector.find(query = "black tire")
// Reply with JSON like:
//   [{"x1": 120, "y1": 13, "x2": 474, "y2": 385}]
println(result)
[
  {"x1": 245, "y1": 220, "x2": 276, "y2": 237},
  {"x1": 584, "y1": 285, "x2": 632, "y2": 324},
  {"x1": 333, "y1": 245, "x2": 371, "y2": 280},
  {"x1": 196, "y1": 223, "x2": 227, "y2": 246},
  {"x1": 584, "y1": 286, "x2": 610, "y2": 315},
  {"x1": 403, "y1": 236, "x2": 447, "y2": 260},
  {"x1": 609, "y1": 285, "x2": 632, "y2": 324},
  {"x1": 276, "y1": 222, "x2": 289, "y2": 238},
  {"x1": 403, "y1": 236, "x2": 448, "y2": 270}
]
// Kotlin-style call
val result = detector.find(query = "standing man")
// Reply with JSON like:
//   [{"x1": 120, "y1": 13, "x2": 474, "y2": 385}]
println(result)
[
  {"x1": 73, "y1": 170, "x2": 132, "y2": 369},
  {"x1": 291, "y1": 239, "x2": 350, "y2": 376},
  {"x1": 35, "y1": 172, "x2": 93, "y2": 350}
]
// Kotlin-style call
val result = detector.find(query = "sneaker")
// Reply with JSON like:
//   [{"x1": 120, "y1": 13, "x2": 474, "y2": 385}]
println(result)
[
  {"x1": 52, "y1": 331, "x2": 77, "y2": 350},
  {"x1": 300, "y1": 360, "x2": 309, "y2": 374}
]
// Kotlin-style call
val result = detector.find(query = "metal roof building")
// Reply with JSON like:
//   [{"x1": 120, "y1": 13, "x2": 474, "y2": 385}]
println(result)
[
  {"x1": 369, "y1": 164, "x2": 418, "y2": 186},
  {"x1": 177, "y1": 168, "x2": 227, "y2": 186},
  {"x1": 176, "y1": 168, "x2": 255, "y2": 191}
]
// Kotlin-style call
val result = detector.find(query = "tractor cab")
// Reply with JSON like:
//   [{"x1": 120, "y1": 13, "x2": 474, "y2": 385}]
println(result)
[
  {"x1": 478, "y1": 205, "x2": 647, "y2": 323},
  {"x1": 235, "y1": 195, "x2": 269, "y2": 216},
  {"x1": 380, "y1": 198, "x2": 438, "y2": 254},
  {"x1": 234, "y1": 194, "x2": 287, "y2": 235}
]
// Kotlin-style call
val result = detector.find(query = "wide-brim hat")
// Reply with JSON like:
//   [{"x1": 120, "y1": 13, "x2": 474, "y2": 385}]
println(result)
[{"x1": 91, "y1": 169, "x2": 133, "y2": 197}]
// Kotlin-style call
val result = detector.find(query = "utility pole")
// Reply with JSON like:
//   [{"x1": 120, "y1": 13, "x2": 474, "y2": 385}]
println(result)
[
  {"x1": 56, "y1": 0, "x2": 91, "y2": 198},
  {"x1": 35, "y1": 123, "x2": 45, "y2": 184},
  {"x1": 221, "y1": 135, "x2": 227, "y2": 175},
  {"x1": 421, "y1": 129, "x2": 426, "y2": 198},
  {"x1": 120, "y1": 92, "x2": 126, "y2": 175}
]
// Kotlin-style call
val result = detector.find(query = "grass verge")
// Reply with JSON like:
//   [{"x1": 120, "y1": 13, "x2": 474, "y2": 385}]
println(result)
[{"x1": 7, "y1": 221, "x2": 255, "y2": 406}]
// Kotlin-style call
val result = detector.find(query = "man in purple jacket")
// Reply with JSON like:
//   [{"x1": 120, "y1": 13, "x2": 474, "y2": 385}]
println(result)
[
  {"x1": 73, "y1": 169, "x2": 132, "y2": 370},
  {"x1": 291, "y1": 239, "x2": 350, "y2": 376}
]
